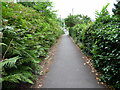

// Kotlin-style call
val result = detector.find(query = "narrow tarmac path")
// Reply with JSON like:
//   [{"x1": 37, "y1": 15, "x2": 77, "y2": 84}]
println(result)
[{"x1": 42, "y1": 34, "x2": 104, "y2": 88}]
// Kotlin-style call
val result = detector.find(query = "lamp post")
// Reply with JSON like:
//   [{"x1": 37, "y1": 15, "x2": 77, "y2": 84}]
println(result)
[{"x1": 72, "y1": 8, "x2": 74, "y2": 15}]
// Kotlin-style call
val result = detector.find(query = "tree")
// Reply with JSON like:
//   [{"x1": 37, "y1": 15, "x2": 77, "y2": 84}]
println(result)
[
  {"x1": 65, "y1": 14, "x2": 91, "y2": 27},
  {"x1": 18, "y1": 1, "x2": 56, "y2": 19},
  {"x1": 65, "y1": 14, "x2": 76, "y2": 27},
  {"x1": 112, "y1": 1, "x2": 120, "y2": 16}
]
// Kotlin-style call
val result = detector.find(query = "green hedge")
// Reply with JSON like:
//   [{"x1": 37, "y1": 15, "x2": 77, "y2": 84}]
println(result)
[
  {"x1": 1, "y1": 2, "x2": 63, "y2": 88},
  {"x1": 69, "y1": 4, "x2": 120, "y2": 88}
]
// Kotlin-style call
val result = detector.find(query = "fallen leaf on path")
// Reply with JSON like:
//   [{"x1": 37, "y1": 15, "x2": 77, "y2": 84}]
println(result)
[
  {"x1": 39, "y1": 84, "x2": 42, "y2": 87},
  {"x1": 97, "y1": 82, "x2": 100, "y2": 84},
  {"x1": 96, "y1": 77, "x2": 99, "y2": 80},
  {"x1": 96, "y1": 73, "x2": 98, "y2": 76},
  {"x1": 86, "y1": 62, "x2": 89, "y2": 64},
  {"x1": 101, "y1": 82, "x2": 104, "y2": 85},
  {"x1": 82, "y1": 57, "x2": 85, "y2": 59},
  {"x1": 40, "y1": 71, "x2": 44, "y2": 75}
]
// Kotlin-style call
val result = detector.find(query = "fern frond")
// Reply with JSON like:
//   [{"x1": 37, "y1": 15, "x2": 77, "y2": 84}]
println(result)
[
  {"x1": 14, "y1": 66, "x2": 33, "y2": 73},
  {"x1": 0, "y1": 43, "x2": 7, "y2": 46},
  {"x1": 15, "y1": 41, "x2": 37, "y2": 62},
  {"x1": 0, "y1": 56, "x2": 20, "y2": 68},
  {"x1": 3, "y1": 73, "x2": 34, "y2": 84},
  {"x1": 12, "y1": 49, "x2": 22, "y2": 56}
]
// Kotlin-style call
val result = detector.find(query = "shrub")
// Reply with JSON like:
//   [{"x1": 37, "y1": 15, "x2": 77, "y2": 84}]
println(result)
[
  {"x1": 1, "y1": 2, "x2": 63, "y2": 88},
  {"x1": 68, "y1": 4, "x2": 120, "y2": 88}
]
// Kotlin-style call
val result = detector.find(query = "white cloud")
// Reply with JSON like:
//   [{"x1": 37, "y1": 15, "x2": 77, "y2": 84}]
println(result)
[{"x1": 50, "y1": 0, "x2": 117, "y2": 19}]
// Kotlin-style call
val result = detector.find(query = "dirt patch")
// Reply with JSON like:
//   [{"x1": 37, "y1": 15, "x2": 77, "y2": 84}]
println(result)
[{"x1": 31, "y1": 36, "x2": 62, "y2": 88}]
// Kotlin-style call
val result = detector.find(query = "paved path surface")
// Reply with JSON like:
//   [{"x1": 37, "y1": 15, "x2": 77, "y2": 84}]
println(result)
[{"x1": 42, "y1": 34, "x2": 104, "y2": 88}]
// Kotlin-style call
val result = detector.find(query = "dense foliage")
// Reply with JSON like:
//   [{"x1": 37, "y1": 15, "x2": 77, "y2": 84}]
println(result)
[
  {"x1": 1, "y1": 2, "x2": 63, "y2": 88},
  {"x1": 65, "y1": 14, "x2": 91, "y2": 27},
  {"x1": 112, "y1": 1, "x2": 120, "y2": 16},
  {"x1": 67, "y1": 4, "x2": 120, "y2": 88},
  {"x1": 66, "y1": 14, "x2": 91, "y2": 40}
]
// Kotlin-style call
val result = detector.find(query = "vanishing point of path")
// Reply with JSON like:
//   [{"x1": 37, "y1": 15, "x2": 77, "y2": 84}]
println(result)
[{"x1": 42, "y1": 34, "x2": 104, "y2": 88}]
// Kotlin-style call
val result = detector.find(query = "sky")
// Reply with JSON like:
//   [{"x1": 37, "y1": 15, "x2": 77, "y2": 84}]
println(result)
[{"x1": 50, "y1": 0, "x2": 117, "y2": 20}]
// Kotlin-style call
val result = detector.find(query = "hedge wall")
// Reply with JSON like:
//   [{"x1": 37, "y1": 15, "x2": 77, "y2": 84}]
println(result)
[
  {"x1": 69, "y1": 4, "x2": 120, "y2": 88},
  {"x1": 0, "y1": 2, "x2": 63, "y2": 88}
]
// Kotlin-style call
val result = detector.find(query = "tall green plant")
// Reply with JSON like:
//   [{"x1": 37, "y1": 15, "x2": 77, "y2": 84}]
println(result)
[
  {"x1": 2, "y1": 2, "x2": 63, "y2": 88},
  {"x1": 67, "y1": 3, "x2": 120, "y2": 88},
  {"x1": 112, "y1": 1, "x2": 120, "y2": 16}
]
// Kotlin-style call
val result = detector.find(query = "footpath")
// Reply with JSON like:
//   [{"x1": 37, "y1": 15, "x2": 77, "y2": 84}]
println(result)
[{"x1": 42, "y1": 33, "x2": 104, "y2": 88}]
